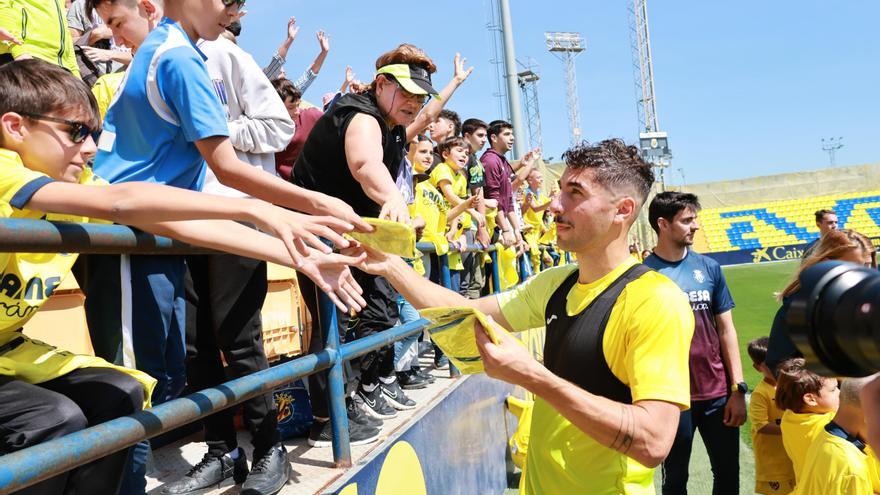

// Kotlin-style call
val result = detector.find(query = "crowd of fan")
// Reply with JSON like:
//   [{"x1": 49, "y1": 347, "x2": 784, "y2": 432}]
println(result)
[
  {"x1": 5, "y1": 2, "x2": 880, "y2": 495},
  {"x1": 0, "y1": 1, "x2": 564, "y2": 494}
]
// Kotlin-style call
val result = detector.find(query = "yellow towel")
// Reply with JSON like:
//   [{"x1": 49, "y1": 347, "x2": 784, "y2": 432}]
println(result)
[
  {"x1": 347, "y1": 218, "x2": 417, "y2": 259},
  {"x1": 420, "y1": 307, "x2": 525, "y2": 375}
]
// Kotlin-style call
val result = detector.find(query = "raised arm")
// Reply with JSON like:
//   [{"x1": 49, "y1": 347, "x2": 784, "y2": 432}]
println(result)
[
  {"x1": 343, "y1": 114, "x2": 410, "y2": 224},
  {"x1": 405, "y1": 53, "x2": 473, "y2": 141},
  {"x1": 309, "y1": 30, "x2": 330, "y2": 75},
  {"x1": 351, "y1": 245, "x2": 510, "y2": 325},
  {"x1": 263, "y1": 17, "x2": 298, "y2": 80}
]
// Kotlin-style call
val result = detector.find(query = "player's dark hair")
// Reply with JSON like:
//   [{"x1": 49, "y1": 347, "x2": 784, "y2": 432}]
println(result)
[
  {"x1": 564, "y1": 139, "x2": 655, "y2": 206},
  {"x1": 648, "y1": 191, "x2": 701, "y2": 233}
]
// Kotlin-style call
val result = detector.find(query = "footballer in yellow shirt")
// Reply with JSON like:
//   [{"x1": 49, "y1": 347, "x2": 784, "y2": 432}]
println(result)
[{"x1": 497, "y1": 257, "x2": 694, "y2": 494}]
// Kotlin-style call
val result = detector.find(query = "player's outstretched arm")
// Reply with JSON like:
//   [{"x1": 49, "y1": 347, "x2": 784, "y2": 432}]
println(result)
[{"x1": 347, "y1": 244, "x2": 512, "y2": 328}]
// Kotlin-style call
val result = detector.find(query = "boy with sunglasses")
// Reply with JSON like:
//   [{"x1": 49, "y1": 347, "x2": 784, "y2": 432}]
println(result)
[{"x1": 0, "y1": 59, "x2": 365, "y2": 495}]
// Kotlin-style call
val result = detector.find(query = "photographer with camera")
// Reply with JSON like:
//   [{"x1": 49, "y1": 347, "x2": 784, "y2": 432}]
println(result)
[{"x1": 765, "y1": 229, "x2": 876, "y2": 374}]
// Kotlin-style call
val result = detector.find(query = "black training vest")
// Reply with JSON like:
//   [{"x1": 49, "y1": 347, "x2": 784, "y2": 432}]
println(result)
[
  {"x1": 543, "y1": 264, "x2": 653, "y2": 404},
  {"x1": 291, "y1": 92, "x2": 406, "y2": 217}
]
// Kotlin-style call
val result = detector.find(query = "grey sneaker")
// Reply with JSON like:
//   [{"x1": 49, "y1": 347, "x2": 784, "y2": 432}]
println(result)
[
  {"x1": 240, "y1": 444, "x2": 290, "y2": 495},
  {"x1": 380, "y1": 379, "x2": 416, "y2": 410},
  {"x1": 161, "y1": 447, "x2": 248, "y2": 494},
  {"x1": 356, "y1": 384, "x2": 398, "y2": 420}
]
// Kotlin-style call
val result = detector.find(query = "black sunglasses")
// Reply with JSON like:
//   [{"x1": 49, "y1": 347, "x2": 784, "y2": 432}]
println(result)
[
  {"x1": 19, "y1": 112, "x2": 96, "y2": 144},
  {"x1": 221, "y1": 0, "x2": 246, "y2": 6}
]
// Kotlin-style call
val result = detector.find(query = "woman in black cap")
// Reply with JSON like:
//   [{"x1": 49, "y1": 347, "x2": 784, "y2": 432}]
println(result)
[{"x1": 293, "y1": 44, "x2": 473, "y2": 440}]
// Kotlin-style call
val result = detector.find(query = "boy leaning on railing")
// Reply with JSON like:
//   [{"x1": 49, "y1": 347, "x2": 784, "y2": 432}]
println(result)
[{"x1": 0, "y1": 58, "x2": 365, "y2": 495}]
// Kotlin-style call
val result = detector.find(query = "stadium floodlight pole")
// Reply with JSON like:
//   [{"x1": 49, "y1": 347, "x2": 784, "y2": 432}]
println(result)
[
  {"x1": 546, "y1": 31, "x2": 586, "y2": 147},
  {"x1": 498, "y1": 0, "x2": 526, "y2": 159},
  {"x1": 821, "y1": 137, "x2": 844, "y2": 167}
]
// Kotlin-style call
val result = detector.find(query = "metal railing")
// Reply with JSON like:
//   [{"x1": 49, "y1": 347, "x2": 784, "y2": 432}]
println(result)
[{"x1": 0, "y1": 219, "x2": 518, "y2": 493}]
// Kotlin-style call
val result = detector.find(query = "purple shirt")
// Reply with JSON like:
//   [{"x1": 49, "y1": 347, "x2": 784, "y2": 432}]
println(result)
[
  {"x1": 480, "y1": 148, "x2": 514, "y2": 215},
  {"x1": 643, "y1": 250, "x2": 736, "y2": 401}
]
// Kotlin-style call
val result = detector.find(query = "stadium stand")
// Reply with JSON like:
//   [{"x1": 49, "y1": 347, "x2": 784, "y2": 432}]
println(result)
[{"x1": 696, "y1": 190, "x2": 880, "y2": 253}]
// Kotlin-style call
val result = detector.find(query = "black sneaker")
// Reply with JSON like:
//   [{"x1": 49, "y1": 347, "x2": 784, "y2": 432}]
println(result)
[
  {"x1": 240, "y1": 444, "x2": 290, "y2": 495},
  {"x1": 348, "y1": 395, "x2": 383, "y2": 429},
  {"x1": 380, "y1": 379, "x2": 416, "y2": 410},
  {"x1": 161, "y1": 448, "x2": 248, "y2": 494},
  {"x1": 357, "y1": 385, "x2": 398, "y2": 420},
  {"x1": 307, "y1": 419, "x2": 381, "y2": 448},
  {"x1": 412, "y1": 365, "x2": 435, "y2": 383},
  {"x1": 397, "y1": 370, "x2": 428, "y2": 390}
]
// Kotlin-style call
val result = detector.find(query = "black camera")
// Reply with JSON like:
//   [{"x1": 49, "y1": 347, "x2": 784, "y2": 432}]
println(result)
[{"x1": 786, "y1": 261, "x2": 880, "y2": 377}]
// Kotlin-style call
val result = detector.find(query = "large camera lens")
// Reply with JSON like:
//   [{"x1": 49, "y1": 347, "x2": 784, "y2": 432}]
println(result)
[{"x1": 787, "y1": 260, "x2": 880, "y2": 377}]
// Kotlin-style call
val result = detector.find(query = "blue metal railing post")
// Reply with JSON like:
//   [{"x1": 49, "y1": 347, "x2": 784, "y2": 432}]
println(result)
[
  {"x1": 318, "y1": 292, "x2": 351, "y2": 467},
  {"x1": 436, "y1": 254, "x2": 460, "y2": 376},
  {"x1": 489, "y1": 250, "x2": 501, "y2": 294},
  {"x1": 565, "y1": 252, "x2": 572, "y2": 264}
]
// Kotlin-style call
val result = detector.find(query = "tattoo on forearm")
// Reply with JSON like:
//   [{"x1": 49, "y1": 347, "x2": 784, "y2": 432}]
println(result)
[{"x1": 610, "y1": 404, "x2": 635, "y2": 454}]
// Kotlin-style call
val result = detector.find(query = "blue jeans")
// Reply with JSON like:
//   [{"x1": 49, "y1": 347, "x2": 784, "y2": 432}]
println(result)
[
  {"x1": 661, "y1": 395, "x2": 739, "y2": 495},
  {"x1": 393, "y1": 295, "x2": 421, "y2": 372}
]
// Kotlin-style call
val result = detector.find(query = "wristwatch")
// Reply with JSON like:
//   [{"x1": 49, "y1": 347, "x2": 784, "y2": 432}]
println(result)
[{"x1": 731, "y1": 381, "x2": 748, "y2": 394}]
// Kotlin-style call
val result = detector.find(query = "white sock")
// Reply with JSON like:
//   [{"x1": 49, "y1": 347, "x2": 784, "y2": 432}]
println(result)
[
  {"x1": 362, "y1": 382, "x2": 379, "y2": 392},
  {"x1": 379, "y1": 375, "x2": 396, "y2": 385}
]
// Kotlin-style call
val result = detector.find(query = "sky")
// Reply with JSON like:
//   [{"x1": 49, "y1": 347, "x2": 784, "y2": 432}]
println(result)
[{"x1": 237, "y1": 1, "x2": 880, "y2": 185}]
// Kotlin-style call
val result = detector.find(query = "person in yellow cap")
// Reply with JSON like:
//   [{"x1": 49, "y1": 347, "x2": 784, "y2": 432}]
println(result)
[
  {"x1": 349, "y1": 139, "x2": 695, "y2": 495},
  {"x1": 291, "y1": 43, "x2": 476, "y2": 422}
]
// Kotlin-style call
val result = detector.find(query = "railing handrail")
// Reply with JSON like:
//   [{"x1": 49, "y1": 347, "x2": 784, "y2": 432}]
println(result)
[
  {"x1": 0, "y1": 218, "x2": 496, "y2": 255},
  {"x1": 0, "y1": 319, "x2": 429, "y2": 493},
  {"x1": 0, "y1": 218, "x2": 513, "y2": 493}
]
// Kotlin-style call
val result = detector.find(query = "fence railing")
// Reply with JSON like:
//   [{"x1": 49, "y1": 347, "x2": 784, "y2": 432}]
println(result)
[{"x1": 0, "y1": 219, "x2": 520, "y2": 494}]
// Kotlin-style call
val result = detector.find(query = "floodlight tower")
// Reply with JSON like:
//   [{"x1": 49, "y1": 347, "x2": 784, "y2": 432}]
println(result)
[
  {"x1": 629, "y1": 0, "x2": 672, "y2": 189},
  {"x1": 517, "y1": 59, "x2": 543, "y2": 152},
  {"x1": 545, "y1": 32, "x2": 585, "y2": 146},
  {"x1": 821, "y1": 137, "x2": 844, "y2": 167}
]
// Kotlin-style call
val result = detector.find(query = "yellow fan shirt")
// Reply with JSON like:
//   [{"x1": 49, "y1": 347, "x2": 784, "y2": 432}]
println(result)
[
  {"x1": 496, "y1": 257, "x2": 694, "y2": 494},
  {"x1": 795, "y1": 427, "x2": 872, "y2": 495},
  {"x1": 412, "y1": 181, "x2": 449, "y2": 256},
  {"x1": 781, "y1": 410, "x2": 835, "y2": 481},
  {"x1": 0, "y1": 148, "x2": 155, "y2": 405},
  {"x1": 750, "y1": 379, "x2": 795, "y2": 489}
]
